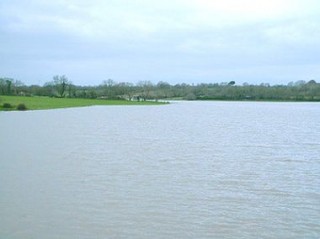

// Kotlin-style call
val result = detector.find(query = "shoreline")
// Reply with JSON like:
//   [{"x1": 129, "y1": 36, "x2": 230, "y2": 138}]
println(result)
[{"x1": 0, "y1": 96, "x2": 167, "y2": 111}]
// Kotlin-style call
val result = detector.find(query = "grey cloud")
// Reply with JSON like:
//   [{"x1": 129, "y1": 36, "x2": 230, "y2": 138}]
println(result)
[{"x1": 1, "y1": 0, "x2": 320, "y2": 85}]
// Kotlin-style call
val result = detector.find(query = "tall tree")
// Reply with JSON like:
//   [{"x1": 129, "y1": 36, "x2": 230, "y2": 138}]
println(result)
[
  {"x1": 0, "y1": 78, "x2": 14, "y2": 95},
  {"x1": 52, "y1": 75, "x2": 70, "y2": 97}
]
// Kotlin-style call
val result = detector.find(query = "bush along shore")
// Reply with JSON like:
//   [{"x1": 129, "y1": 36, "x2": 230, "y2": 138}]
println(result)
[{"x1": 1, "y1": 101, "x2": 27, "y2": 111}]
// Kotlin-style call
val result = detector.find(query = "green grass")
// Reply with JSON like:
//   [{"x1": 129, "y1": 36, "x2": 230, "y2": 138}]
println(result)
[{"x1": 0, "y1": 96, "x2": 166, "y2": 111}]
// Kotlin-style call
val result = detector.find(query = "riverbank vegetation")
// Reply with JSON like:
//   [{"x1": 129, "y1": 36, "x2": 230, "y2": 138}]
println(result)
[
  {"x1": 1, "y1": 76, "x2": 320, "y2": 107},
  {"x1": 0, "y1": 96, "x2": 164, "y2": 111}
]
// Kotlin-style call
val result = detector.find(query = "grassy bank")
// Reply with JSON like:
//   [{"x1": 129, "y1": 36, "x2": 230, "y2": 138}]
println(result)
[{"x1": 0, "y1": 96, "x2": 166, "y2": 111}]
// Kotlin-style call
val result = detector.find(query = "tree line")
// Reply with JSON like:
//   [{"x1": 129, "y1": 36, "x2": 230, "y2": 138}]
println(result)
[{"x1": 1, "y1": 76, "x2": 320, "y2": 101}]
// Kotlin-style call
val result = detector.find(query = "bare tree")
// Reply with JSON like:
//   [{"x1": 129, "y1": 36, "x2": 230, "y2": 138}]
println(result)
[
  {"x1": 137, "y1": 81, "x2": 153, "y2": 101},
  {"x1": 52, "y1": 75, "x2": 71, "y2": 97}
]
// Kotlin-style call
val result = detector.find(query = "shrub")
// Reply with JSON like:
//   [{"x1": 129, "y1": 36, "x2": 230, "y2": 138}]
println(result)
[
  {"x1": 185, "y1": 92, "x2": 196, "y2": 100},
  {"x1": 3, "y1": 103, "x2": 12, "y2": 108},
  {"x1": 17, "y1": 103, "x2": 27, "y2": 111}
]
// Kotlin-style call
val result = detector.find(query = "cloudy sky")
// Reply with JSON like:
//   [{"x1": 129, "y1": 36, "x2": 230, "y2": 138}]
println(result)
[{"x1": 1, "y1": 0, "x2": 319, "y2": 85}]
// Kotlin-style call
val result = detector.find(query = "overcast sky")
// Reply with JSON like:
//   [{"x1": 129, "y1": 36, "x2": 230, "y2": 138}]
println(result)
[{"x1": 1, "y1": 0, "x2": 319, "y2": 85}]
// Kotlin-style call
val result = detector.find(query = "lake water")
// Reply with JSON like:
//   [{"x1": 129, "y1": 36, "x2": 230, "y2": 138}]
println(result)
[{"x1": 0, "y1": 101, "x2": 319, "y2": 238}]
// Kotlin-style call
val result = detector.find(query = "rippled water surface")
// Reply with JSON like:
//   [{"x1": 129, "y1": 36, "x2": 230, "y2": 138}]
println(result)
[{"x1": 1, "y1": 101, "x2": 319, "y2": 238}]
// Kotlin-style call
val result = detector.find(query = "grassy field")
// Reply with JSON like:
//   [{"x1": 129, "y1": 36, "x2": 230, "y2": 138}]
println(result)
[{"x1": 0, "y1": 96, "x2": 166, "y2": 111}]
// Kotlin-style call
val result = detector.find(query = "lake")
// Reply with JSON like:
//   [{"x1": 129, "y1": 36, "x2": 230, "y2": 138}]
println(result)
[{"x1": 0, "y1": 101, "x2": 319, "y2": 238}]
